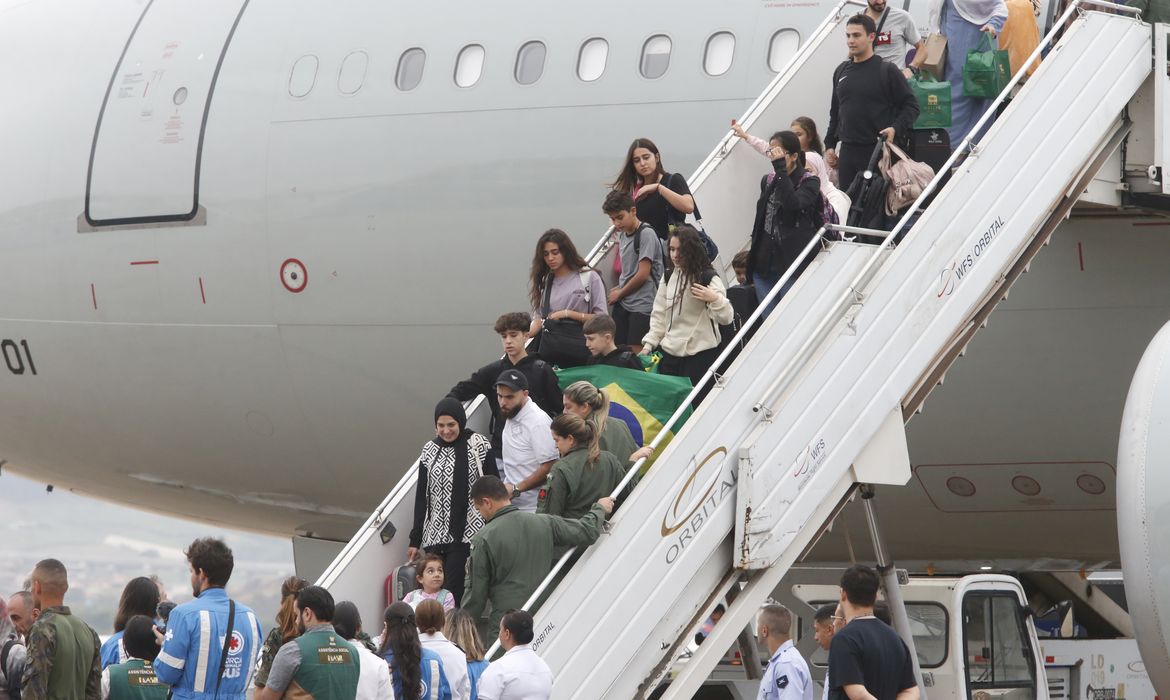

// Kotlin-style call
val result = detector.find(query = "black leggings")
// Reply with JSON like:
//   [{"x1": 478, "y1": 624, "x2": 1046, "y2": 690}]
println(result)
[
  {"x1": 424, "y1": 542, "x2": 471, "y2": 606},
  {"x1": 659, "y1": 346, "x2": 722, "y2": 406}
]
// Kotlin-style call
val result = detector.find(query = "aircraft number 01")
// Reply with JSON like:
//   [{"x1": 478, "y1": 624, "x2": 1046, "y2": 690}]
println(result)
[{"x1": 1, "y1": 340, "x2": 36, "y2": 375}]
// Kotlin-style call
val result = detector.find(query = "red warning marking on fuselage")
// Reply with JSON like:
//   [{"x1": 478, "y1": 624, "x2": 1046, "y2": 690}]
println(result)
[
  {"x1": 130, "y1": 260, "x2": 159, "y2": 266},
  {"x1": 90, "y1": 283, "x2": 97, "y2": 310},
  {"x1": 198, "y1": 276, "x2": 206, "y2": 304}
]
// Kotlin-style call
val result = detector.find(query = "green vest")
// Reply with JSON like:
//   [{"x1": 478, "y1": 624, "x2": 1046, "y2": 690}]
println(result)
[
  {"x1": 290, "y1": 628, "x2": 359, "y2": 700},
  {"x1": 43, "y1": 608, "x2": 96, "y2": 700},
  {"x1": 108, "y1": 659, "x2": 167, "y2": 700}
]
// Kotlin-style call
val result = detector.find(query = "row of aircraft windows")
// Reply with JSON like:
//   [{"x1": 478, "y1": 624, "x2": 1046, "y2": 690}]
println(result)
[{"x1": 287, "y1": 30, "x2": 802, "y2": 98}]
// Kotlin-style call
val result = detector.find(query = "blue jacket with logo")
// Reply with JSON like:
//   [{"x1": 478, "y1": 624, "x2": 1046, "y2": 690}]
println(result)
[
  {"x1": 381, "y1": 647, "x2": 452, "y2": 700},
  {"x1": 154, "y1": 588, "x2": 262, "y2": 700}
]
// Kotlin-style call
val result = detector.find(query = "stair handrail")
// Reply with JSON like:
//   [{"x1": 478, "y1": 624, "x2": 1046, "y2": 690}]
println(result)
[
  {"x1": 483, "y1": 0, "x2": 1142, "y2": 660},
  {"x1": 483, "y1": 221, "x2": 835, "y2": 658},
  {"x1": 750, "y1": 0, "x2": 1139, "y2": 413}
]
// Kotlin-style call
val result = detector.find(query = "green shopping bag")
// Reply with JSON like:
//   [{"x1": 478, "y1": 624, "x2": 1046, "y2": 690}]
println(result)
[
  {"x1": 962, "y1": 34, "x2": 1011, "y2": 99},
  {"x1": 911, "y1": 72, "x2": 952, "y2": 128}
]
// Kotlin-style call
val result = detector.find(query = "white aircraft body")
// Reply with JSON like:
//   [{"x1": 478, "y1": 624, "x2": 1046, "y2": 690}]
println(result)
[{"x1": 0, "y1": 0, "x2": 1163, "y2": 580}]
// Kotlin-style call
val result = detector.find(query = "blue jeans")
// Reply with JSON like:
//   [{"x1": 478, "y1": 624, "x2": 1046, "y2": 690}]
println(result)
[{"x1": 753, "y1": 271, "x2": 795, "y2": 317}]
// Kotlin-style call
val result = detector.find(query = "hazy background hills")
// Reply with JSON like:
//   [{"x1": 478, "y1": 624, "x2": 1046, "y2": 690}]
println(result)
[{"x1": 1, "y1": 472, "x2": 295, "y2": 634}]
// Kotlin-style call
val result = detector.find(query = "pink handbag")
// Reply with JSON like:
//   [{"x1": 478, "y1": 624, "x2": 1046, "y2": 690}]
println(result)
[{"x1": 879, "y1": 141, "x2": 935, "y2": 216}]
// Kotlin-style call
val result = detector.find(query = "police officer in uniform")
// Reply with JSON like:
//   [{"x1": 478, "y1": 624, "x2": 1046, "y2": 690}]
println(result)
[
  {"x1": 102, "y1": 616, "x2": 166, "y2": 700},
  {"x1": 756, "y1": 604, "x2": 812, "y2": 700},
  {"x1": 256, "y1": 587, "x2": 358, "y2": 700}
]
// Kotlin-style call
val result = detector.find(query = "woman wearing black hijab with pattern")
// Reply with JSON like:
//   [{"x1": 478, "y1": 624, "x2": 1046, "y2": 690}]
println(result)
[{"x1": 407, "y1": 397, "x2": 497, "y2": 604}]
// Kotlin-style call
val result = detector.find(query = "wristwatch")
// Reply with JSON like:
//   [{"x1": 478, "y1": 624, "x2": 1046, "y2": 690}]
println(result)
[{"x1": 511, "y1": 485, "x2": 522, "y2": 498}]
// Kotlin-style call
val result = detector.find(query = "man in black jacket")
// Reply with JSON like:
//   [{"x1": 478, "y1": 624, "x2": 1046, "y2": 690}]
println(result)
[
  {"x1": 448, "y1": 312, "x2": 561, "y2": 458},
  {"x1": 824, "y1": 13, "x2": 921, "y2": 196}
]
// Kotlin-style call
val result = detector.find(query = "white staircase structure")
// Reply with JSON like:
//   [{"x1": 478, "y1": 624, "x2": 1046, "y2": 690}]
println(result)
[{"x1": 318, "y1": 2, "x2": 1154, "y2": 696}]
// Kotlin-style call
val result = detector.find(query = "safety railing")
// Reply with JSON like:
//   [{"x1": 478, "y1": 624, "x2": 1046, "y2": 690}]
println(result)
[
  {"x1": 750, "y1": 0, "x2": 1139, "y2": 414},
  {"x1": 483, "y1": 0, "x2": 1137, "y2": 659}
]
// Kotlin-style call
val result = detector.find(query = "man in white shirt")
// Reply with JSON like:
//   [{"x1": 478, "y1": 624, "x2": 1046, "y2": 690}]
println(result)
[
  {"x1": 756, "y1": 604, "x2": 813, "y2": 700},
  {"x1": 330, "y1": 601, "x2": 394, "y2": 700},
  {"x1": 496, "y1": 370, "x2": 559, "y2": 512},
  {"x1": 477, "y1": 610, "x2": 552, "y2": 700}
]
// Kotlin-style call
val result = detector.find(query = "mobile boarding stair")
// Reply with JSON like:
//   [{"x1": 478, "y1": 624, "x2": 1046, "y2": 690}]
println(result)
[{"x1": 318, "y1": 2, "x2": 1153, "y2": 696}]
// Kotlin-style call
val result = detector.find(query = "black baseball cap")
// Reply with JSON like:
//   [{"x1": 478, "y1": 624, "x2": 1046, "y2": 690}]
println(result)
[{"x1": 495, "y1": 369, "x2": 528, "y2": 391}]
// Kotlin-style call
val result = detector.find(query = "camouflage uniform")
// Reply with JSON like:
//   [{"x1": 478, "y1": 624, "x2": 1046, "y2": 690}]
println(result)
[
  {"x1": 22, "y1": 606, "x2": 100, "y2": 700},
  {"x1": 252, "y1": 627, "x2": 284, "y2": 688}
]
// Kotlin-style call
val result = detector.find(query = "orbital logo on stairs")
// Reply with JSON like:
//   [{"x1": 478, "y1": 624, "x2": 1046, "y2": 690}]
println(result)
[
  {"x1": 661, "y1": 447, "x2": 735, "y2": 565},
  {"x1": 936, "y1": 215, "x2": 1006, "y2": 298}
]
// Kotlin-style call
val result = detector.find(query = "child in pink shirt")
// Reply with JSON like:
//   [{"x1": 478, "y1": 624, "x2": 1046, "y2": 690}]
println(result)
[{"x1": 402, "y1": 554, "x2": 456, "y2": 612}]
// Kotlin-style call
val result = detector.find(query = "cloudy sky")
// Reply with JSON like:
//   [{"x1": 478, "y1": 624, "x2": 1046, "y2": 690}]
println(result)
[{"x1": 0, "y1": 472, "x2": 294, "y2": 632}]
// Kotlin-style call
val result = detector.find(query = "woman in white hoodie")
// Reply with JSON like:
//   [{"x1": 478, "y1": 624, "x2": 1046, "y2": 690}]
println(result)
[{"x1": 640, "y1": 225, "x2": 733, "y2": 402}]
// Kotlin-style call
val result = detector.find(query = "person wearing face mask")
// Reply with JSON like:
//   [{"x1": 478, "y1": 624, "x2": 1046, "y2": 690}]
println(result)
[
  {"x1": 746, "y1": 131, "x2": 828, "y2": 313},
  {"x1": 407, "y1": 398, "x2": 497, "y2": 606},
  {"x1": 255, "y1": 587, "x2": 359, "y2": 700}
]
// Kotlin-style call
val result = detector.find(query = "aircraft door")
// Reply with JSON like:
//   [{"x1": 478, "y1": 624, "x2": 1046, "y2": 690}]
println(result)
[
  {"x1": 83, "y1": 0, "x2": 250, "y2": 229},
  {"x1": 962, "y1": 592, "x2": 1038, "y2": 699}
]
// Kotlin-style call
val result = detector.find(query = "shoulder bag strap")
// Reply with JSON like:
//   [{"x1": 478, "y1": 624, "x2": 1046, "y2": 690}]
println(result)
[
  {"x1": 541, "y1": 273, "x2": 553, "y2": 318},
  {"x1": 876, "y1": 7, "x2": 890, "y2": 35},
  {"x1": 579, "y1": 270, "x2": 591, "y2": 305},
  {"x1": 214, "y1": 599, "x2": 236, "y2": 699}
]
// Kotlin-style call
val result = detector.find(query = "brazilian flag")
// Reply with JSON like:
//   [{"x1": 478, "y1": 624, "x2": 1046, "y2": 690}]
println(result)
[{"x1": 555, "y1": 365, "x2": 693, "y2": 460}]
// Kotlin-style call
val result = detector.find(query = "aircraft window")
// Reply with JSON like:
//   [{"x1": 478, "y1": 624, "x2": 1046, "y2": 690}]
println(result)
[
  {"x1": 703, "y1": 32, "x2": 735, "y2": 76},
  {"x1": 577, "y1": 38, "x2": 608, "y2": 81},
  {"x1": 640, "y1": 34, "x2": 672, "y2": 79},
  {"x1": 455, "y1": 44, "x2": 485, "y2": 88},
  {"x1": 395, "y1": 48, "x2": 426, "y2": 91},
  {"x1": 288, "y1": 54, "x2": 319, "y2": 98},
  {"x1": 767, "y1": 29, "x2": 801, "y2": 73},
  {"x1": 338, "y1": 50, "x2": 368, "y2": 95},
  {"x1": 515, "y1": 41, "x2": 546, "y2": 85}
]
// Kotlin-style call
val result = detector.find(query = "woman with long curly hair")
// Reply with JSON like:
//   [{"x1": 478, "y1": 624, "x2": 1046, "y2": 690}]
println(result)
[
  {"x1": 640, "y1": 225, "x2": 732, "y2": 400},
  {"x1": 611, "y1": 138, "x2": 695, "y2": 242},
  {"x1": 253, "y1": 575, "x2": 308, "y2": 689},
  {"x1": 526, "y1": 228, "x2": 606, "y2": 368},
  {"x1": 378, "y1": 601, "x2": 452, "y2": 700}
]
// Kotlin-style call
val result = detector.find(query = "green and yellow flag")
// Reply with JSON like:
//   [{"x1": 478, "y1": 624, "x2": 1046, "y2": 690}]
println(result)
[{"x1": 555, "y1": 364, "x2": 693, "y2": 458}]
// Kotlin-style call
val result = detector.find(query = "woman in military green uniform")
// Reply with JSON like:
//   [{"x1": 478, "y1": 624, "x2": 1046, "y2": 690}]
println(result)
[
  {"x1": 538, "y1": 414, "x2": 625, "y2": 520},
  {"x1": 561, "y1": 381, "x2": 653, "y2": 466}
]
